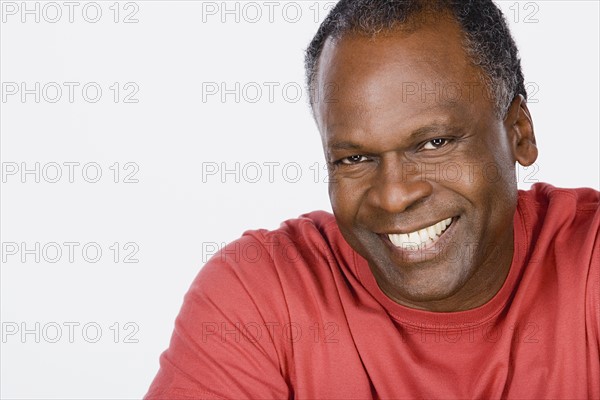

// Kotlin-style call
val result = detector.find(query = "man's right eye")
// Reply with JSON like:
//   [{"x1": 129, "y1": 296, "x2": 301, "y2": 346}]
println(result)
[{"x1": 336, "y1": 155, "x2": 369, "y2": 165}]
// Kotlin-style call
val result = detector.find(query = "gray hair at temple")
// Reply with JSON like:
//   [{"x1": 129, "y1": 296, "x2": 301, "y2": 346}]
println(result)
[{"x1": 304, "y1": 0, "x2": 526, "y2": 118}]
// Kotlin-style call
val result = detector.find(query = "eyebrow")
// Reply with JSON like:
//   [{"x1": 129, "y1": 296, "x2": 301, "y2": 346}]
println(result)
[
  {"x1": 329, "y1": 141, "x2": 363, "y2": 151},
  {"x1": 328, "y1": 124, "x2": 459, "y2": 151}
]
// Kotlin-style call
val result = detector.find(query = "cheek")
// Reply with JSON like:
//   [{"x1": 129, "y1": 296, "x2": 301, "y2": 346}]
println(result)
[
  {"x1": 472, "y1": 150, "x2": 518, "y2": 204},
  {"x1": 328, "y1": 181, "x2": 375, "y2": 256},
  {"x1": 478, "y1": 126, "x2": 519, "y2": 190},
  {"x1": 329, "y1": 181, "x2": 353, "y2": 217},
  {"x1": 445, "y1": 133, "x2": 517, "y2": 199},
  {"x1": 456, "y1": 159, "x2": 518, "y2": 239},
  {"x1": 329, "y1": 179, "x2": 372, "y2": 233}
]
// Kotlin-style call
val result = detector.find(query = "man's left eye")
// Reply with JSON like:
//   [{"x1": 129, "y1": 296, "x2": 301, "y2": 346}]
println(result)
[{"x1": 422, "y1": 138, "x2": 449, "y2": 150}]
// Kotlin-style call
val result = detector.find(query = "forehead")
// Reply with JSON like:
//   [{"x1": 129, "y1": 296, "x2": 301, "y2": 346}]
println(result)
[
  {"x1": 314, "y1": 17, "x2": 495, "y2": 138},
  {"x1": 316, "y1": 15, "x2": 480, "y2": 94}
]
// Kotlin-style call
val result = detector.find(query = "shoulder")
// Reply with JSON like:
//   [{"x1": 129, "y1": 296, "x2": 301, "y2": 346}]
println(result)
[
  {"x1": 518, "y1": 183, "x2": 599, "y2": 334},
  {"x1": 518, "y1": 183, "x2": 599, "y2": 235},
  {"x1": 517, "y1": 183, "x2": 599, "y2": 254},
  {"x1": 205, "y1": 210, "x2": 340, "y2": 268},
  {"x1": 517, "y1": 183, "x2": 599, "y2": 282},
  {"x1": 194, "y1": 210, "x2": 344, "y2": 302},
  {"x1": 519, "y1": 182, "x2": 598, "y2": 208},
  {"x1": 249, "y1": 210, "x2": 342, "y2": 263}
]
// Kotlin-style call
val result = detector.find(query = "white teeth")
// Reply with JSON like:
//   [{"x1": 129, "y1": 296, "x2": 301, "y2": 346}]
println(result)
[
  {"x1": 426, "y1": 226, "x2": 436, "y2": 239},
  {"x1": 434, "y1": 222, "x2": 442, "y2": 236},
  {"x1": 387, "y1": 217, "x2": 453, "y2": 250},
  {"x1": 408, "y1": 232, "x2": 420, "y2": 244}
]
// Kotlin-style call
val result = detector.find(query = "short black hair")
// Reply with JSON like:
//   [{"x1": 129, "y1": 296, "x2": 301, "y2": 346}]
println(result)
[{"x1": 305, "y1": 0, "x2": 526, "y2": 118}]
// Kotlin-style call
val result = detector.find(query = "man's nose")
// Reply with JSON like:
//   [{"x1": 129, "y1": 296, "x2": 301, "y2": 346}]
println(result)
[{"x1": 365, "y1": 162, "x2": 432, "y2": 214}]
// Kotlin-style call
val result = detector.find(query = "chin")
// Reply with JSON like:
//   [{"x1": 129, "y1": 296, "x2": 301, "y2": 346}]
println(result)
[{"x1": 382, "y1": 260, "x2": 473, "y2": 304}]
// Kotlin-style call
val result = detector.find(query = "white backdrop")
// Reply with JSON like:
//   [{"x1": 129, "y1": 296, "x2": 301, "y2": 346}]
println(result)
[{"x1": 1, "y1": 1, "x2": 598, "y2": 398}]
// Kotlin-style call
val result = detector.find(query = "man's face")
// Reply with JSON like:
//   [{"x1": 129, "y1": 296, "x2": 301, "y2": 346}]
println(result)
[{"x1": 314, "y1": 18, "x2": 535, "y2": 312}]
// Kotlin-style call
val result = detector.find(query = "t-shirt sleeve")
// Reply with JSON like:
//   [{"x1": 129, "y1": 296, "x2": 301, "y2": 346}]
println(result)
[{"x1": 144, "y1": 235, "x2": 291, "y2": 400}]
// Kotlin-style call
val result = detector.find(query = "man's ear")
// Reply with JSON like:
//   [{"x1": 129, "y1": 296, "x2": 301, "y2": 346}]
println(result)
[{"x1": 504, "y1": 94, "x2": 538, "y2": 167}]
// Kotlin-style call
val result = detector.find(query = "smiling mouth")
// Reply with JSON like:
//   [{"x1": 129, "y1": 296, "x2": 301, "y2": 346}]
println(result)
[{"x1": 387, "y1": 217, "x2": 454, "y2": 250}]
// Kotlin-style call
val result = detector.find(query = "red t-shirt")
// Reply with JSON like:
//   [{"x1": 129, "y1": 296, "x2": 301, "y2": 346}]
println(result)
[{"x1": 145, "y1": 183, "x2": 600, "y2": 399}]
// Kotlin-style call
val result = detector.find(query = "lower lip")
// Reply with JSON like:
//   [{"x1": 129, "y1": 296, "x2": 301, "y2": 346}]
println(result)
[{"x1": 381, "y1": 217, "x2": 459, "y2": 263}]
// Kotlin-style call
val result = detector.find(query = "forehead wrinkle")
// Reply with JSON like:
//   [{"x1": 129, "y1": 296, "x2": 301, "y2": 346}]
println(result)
[
  {"x1": 324, "y1": 100, "x2": 462, "y2": 141},
  {"x1": 320, "y1": 63, "x2": 471, "y2": 132}
]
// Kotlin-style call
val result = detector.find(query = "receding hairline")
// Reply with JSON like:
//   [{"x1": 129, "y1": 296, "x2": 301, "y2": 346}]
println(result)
[
  {"x1": 305, "y1": 0, "x2": 525, "y2": 119},
  {"x1": 310, "y1": 12, "x2": 495, "y2": 113},
  {"x1": 308, "y1": 6, "x2": 455, "y2": 92}
]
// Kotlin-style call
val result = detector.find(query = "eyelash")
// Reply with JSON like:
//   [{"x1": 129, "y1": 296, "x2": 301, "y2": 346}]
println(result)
[{"x1": 333, "y1": 138, "x2": 453, "y2": 165}]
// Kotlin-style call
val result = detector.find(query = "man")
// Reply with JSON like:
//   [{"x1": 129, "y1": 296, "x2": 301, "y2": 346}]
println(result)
[{"x1": 146, "y1": 0, "x2": 599, "y2": 398}]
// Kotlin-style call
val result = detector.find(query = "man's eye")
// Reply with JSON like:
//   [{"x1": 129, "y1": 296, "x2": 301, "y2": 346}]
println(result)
[
  {"x1": 337, "y1": 155, "x2": 369, "y2": 165},
  {"x1": 422, "y1": 138, "x2": 449, "y2": 150}
]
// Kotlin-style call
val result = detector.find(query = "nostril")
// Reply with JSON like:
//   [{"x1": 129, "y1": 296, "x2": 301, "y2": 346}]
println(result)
[{"x1": 367, "y1": 179, "x2": 433, "y2": 214}]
